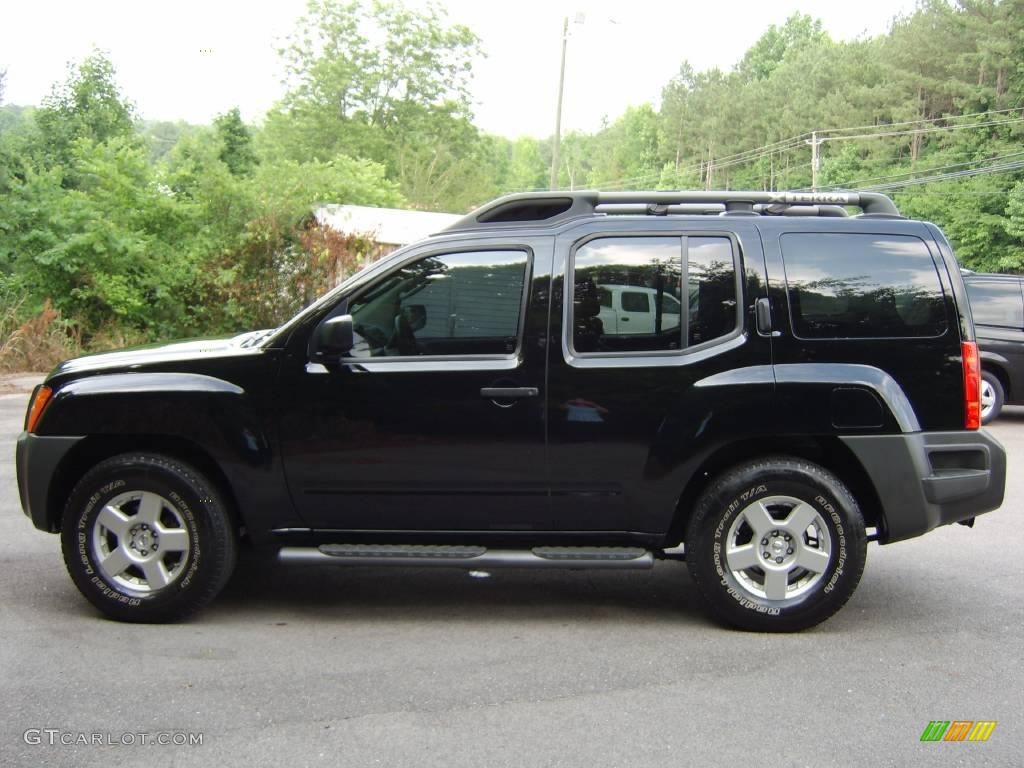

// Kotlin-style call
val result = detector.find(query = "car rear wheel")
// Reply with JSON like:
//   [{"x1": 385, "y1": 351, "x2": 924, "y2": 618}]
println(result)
[
  {"x1": 685, "y1": 457, "x2": 867, "y2": 632},
  {"x1": 980, "y1": 371, "x2": 1004, "y2": 424},
  {"x1": 61, "y1": 453, "x2": 237, "y2": 622}
]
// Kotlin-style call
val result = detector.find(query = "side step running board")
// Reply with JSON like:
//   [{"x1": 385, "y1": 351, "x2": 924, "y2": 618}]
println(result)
[{"x1": 279, "y1": 544, "x2": 654, "y2": 570}]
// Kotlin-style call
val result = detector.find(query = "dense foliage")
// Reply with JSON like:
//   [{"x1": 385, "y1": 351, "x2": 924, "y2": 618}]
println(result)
[{"x1": 1, "y1": 0, "x2": 1022, "y2": 367}]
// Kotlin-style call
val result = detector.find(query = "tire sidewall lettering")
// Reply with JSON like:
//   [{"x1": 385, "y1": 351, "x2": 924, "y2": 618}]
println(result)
[
  {"x1": 169, "y1": 491, "x2": 202, "y2": 588},
  {"x1": 74, "y1": 474, "x2": 203, "y2": 605},
  {"x1": 710, "y1": 480, "x2": 840, "y2": 615}
]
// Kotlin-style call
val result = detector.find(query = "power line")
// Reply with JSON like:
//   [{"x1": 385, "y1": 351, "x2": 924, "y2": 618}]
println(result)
[
  {"x1": 823, "y1": 116, "x2": 1024, "y2": 143},
  {"x1": 590, "y1": 136, "x2": 809, "y2": 191},
  {"x1": 824, "y1": 150, "x2": 1024, "y2": 190},
  {"x1": 594, "y1": 117, "x2": 1024, "y2": 191},
  {"x1": 866, "y1": 159, "x2": 1024, "y2": 191},
  {"x1": 543, "y1": 129, "x2": 814, "y2": 192},
  {"x1": 519, "y1": 109, "x2": 1024, "y2": 194},
  {"x1": 822, "y1": 106, "x2": 1024, "y2": 136}
]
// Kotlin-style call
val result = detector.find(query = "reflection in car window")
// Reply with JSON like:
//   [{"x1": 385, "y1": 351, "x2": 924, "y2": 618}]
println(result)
[
  {"x1": 347, "y1": 250, "x2": 528, "y2": 357},
  {"x1": 572, "y1": 236, "x2": 737, "y2": 353},
  {"x1": 966, "y1": 280, "x2": 1024, "y2": 329},
  {"x1": 689, "y1": 237, "x2": 738, "y2": 346},
  {"x1": 621, "y1": 291, "x2": 651, "y2": 313},
  {"x1": 782, "y1": 233, "x2": 947, "y2": 339},
  {"x1": 659, "y1": 293, "x2": 682, "y2": 315}
]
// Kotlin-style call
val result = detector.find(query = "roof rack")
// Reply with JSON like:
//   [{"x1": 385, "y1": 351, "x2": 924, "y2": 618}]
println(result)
[{"x1": 442, "y1": 190, "x2": 902, "y2": 233}]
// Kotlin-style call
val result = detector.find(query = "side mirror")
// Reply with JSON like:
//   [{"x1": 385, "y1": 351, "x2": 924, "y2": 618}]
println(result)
[{"x1": 314, "y1": 314, "x2": 354, "y2": 359}]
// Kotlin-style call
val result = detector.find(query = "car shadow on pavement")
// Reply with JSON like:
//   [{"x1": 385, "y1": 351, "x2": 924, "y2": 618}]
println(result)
[
  {"x1": 991, "y1": 404, "x2": 1024, "y2": 422},
  {"x1": 209, "y1": 550, "x2": 707, "y2": 626},
  {"x1": 23, "y1": 545, "x2": 960, "y2": 634}
]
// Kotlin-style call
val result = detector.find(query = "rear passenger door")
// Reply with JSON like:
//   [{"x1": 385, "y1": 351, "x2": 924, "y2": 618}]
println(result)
[
  {"x1": 546, "y1": 220, "x2": 774, "y2": 534},
  {"x1": 764, "y1": 226, "x2": 961, "y2": 431}
]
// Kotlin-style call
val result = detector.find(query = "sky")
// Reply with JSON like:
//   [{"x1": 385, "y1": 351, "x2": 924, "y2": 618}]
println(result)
[{"x1": 1, "y1": 0, "x2": 921, "y2": 138}]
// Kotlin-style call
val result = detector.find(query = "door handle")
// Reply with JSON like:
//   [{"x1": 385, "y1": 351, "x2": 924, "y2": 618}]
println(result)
[
  {"x1": 755, "y1": 298, "x2": 780, "y2": 337},
  {"x1": 480, "y1": 387, "x2": 539, "y2": 399}
]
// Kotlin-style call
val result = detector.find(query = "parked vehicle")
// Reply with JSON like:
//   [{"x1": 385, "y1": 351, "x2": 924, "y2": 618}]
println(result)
[
  {"x1": 962, "y1": 271, "x2": 1024, "y2": 423},
  {"x1": 597, "y1": 284, "x2": 683, "y2": 336},
  {"x1": 16, "y1": 190, "x2": 1005, "y2": 631}
]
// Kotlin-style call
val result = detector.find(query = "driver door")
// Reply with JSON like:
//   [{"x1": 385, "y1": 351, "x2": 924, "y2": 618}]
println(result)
[{"x1": 277, "y1": 239, "x2": 553, "y2": 533}]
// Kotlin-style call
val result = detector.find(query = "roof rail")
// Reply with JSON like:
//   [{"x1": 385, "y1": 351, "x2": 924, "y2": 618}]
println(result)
[
  {"x1": 595, "y1": 203, "x2": 850, "y2": 218},
  {"x1": 442, "y1": 190, "x2": 901, "y2": 233}
]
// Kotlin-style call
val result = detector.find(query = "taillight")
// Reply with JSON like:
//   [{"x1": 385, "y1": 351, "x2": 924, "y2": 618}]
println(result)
[
  {"x1": 25, "y1": 385, "x2": 53, "y2": 433},
  {"x1": 962, "y1": 341, "x2": 980, "y2": 430}
]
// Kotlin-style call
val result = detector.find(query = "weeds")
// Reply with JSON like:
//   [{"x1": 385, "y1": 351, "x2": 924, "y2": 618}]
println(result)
[{"x1": 0, "y1": 295, "x2": 81, "y2": 373}]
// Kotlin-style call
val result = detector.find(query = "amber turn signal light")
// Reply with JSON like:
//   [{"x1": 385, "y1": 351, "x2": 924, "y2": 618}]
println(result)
[{"x1": 26, "y1": 385, "x2": 53, "y2": 433}]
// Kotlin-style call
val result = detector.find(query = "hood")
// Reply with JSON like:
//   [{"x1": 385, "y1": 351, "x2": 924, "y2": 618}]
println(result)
[{"x1": 49, "y1": 329, "x2": 274, "y2": 379}]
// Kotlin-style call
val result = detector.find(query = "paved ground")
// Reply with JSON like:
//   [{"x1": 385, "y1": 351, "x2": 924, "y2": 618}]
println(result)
[
  {"x1": 0, "y1": 373, "x2": 46, "y2": 396},
  {"x1": 1, "y1": 379, "x2": 1021, "y2": 767}
]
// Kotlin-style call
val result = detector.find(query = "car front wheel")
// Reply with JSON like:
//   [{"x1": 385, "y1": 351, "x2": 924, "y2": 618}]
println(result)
[
  {"x1": 61, "y1": 453, "x2": 237, "y2": 622},
  {"x1": 685, "y1": 457, "x2": 867, "y2": 632}
]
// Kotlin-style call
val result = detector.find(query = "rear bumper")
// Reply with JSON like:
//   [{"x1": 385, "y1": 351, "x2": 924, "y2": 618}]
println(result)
[
  {"x1": 16, "y1": 432, "x2": 83, "y2": 533},
  {"x1": 841, "y1": 430, "x2": 1006, "y2": 543}
]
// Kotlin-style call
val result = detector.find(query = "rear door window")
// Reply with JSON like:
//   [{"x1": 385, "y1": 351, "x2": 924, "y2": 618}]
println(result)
[
  {"x1": 571, "y1": 235, "x2": 739, "y2": 354},
  {"x1": 781, "y1": 233, "x2": 947, "y2": 339}
]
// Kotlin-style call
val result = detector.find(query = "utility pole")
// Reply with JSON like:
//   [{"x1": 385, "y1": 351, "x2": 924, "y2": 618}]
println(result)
[
  {"x1": 805, "y1": 131, "x2": 825, "y2": 191},
  {"x1": 550, "y1": 16, "x2": 569, "y2": 191}
]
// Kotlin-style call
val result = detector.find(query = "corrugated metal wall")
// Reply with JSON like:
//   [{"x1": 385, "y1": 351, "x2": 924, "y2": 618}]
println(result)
[{"x1": 405, "y1": 264, "x2": 525, "y2": 339}]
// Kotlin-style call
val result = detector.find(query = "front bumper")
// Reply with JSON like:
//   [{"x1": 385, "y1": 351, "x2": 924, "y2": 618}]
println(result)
[
  {"x1": 841, "y1": 429, "x2": 1006, "y2": 543},
  {"x1": 16, "y1": 432, "x2": 83, "y2": 533}
]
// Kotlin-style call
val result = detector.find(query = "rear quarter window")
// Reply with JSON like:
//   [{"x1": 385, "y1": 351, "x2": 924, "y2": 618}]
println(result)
[{"x1": 781, "y1": 233, "x2": 947, "y2": 339}]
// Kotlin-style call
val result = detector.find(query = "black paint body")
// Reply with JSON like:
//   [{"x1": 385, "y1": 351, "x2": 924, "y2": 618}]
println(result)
[{"x1": 17, "y1": 212, "x2": 1005, "y2": 550}]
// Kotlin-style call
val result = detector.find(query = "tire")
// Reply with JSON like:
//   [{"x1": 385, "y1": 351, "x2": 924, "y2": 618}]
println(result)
[
  {"x1": 685, "y1": 457, "x2": 867, "y2": 632},
  {"x1": 980, "y1": 370, "x2": 1004, "y2": 424},
  {"x1": 60, "y1": 453, "x2": 237, "y2": 623}
]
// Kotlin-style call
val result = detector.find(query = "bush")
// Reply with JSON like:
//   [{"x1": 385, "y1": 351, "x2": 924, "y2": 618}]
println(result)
[
  {"x1": 0, "y1": 295, "x2": 81, "y2": 372},
  {"x1": 200, "y1": 221, "x2": 377, "y2": 330}
]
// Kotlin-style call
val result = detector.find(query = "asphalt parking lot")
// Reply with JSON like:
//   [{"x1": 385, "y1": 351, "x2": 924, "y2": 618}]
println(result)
[{"x1": 1, "y1": 379, "x2": 1021, "y2": 768}]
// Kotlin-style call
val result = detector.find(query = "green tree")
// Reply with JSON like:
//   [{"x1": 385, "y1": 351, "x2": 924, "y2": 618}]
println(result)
[
  {"x1": 35, "y1": 52, "x2": 136, "y2": 175},
  {"x1": 738, "y1": 13, "x2": 828, "y2": 81},
  {"x1": 589, "y1": 105, "x2": 661, "y2": 189},
  {"x1": 266, "y1": 0, "x2": 483, "y2": 209},
  {"x1": 141, "y1": 119, "x2": 198, "y2": 164},
  {"x1": 213, "y1": 107, "x2": 258, "y2": 176},
  {"x1": 5, "y1": 137, "x2": 193, "y2": 334},
  {"x1": 1005, "y1": 181, "x2": 1024, "y2": 245},
  {"x1": 956, "y1": 0, "x2": 1021, "y2": 110},
  {"x1": 503, "y1": 137, "x2": 545, "y2": 192}
]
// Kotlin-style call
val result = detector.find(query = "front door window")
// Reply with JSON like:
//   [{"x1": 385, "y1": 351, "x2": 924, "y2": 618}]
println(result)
[{"x1": 347, "y1": 250, "x2": 529, "y2": 358}]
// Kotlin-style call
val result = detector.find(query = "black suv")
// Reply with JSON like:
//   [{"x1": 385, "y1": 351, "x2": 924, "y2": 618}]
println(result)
[
  {"x1": 963, "y1": 271, "x2": 1024, "y2": 423},
  {"x1": 16, "y1": 190, "x2": 1006, "y2": 631}
]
